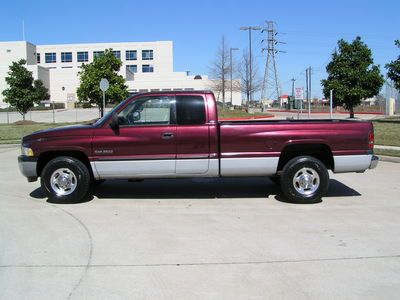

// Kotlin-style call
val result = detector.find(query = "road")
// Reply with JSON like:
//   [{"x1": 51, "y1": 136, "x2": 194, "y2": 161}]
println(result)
[{"x1": 0, "y1": 146, "x2": 399, "y2": 299}]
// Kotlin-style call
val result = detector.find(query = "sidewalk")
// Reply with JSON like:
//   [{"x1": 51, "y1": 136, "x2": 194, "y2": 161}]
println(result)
[{"x1": 375, "y1": 145, "x2": 400, "y2": 150}]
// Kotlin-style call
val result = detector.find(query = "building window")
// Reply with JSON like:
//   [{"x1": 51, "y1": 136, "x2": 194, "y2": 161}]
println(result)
[
  {"x1": 142, "y1": 64, "x2": 154, "y2": 73},
  {"x1": 45, "y1": 52, "x2": 56, "y2": 63},
  {"x1": 36, "y1": 53, "x2": 40, "y2": 64},
  {"x1": 142, "y1": 50, "x2": 153, "y2": 60},
  {"x1": 112, "y1": 50, "x2": 121, "y2": 59},
  {"x1": 77, "y1": 51, "x2": 88, "y2": 62},
  {"x1": 126, "y1": 65, "x2": 137, "y2": 73},
  {"x1": 61, "y1": 52, "x2": 72, "y2": 63},
  {"x1": 126, "y1": 50, "x2": 137, "y2": 60},
  {"x1": 93, "y1": 51, "x2": 104, "y2": 59}
]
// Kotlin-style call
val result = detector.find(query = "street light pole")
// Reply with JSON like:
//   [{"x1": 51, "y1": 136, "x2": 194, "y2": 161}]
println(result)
[
  {"x1": 230, "y1": 47, "x2": 239, "y2": 109},
  {"x1": 240, "y1": 26, "x2": 261, "y2": 111}
]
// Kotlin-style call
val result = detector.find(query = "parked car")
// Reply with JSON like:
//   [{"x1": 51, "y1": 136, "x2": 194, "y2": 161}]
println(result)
[{"x1": 19, "y1": 91, "x2": 378, "y2": 203}]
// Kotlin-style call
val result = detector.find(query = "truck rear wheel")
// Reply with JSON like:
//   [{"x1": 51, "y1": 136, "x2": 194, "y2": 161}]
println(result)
[
  {"x1": 41, "y1": 156, "x2": 91, "y2": 203},
  {"x1": 280, "y1": 156, "x2": 329, "y2": 203}
]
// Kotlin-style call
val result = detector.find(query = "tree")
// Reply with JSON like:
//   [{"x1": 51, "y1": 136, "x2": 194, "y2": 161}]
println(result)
[
  {"x1": 238, "y1": 49, "x2": 261, "y2": 106},
  {"x1": 208, "y1": 36, "x2": 230, "y2": 108},
  {"x1": 77, "y1": 49, "x2": 128, "y2": 116},
  {"x1": 386, "y1": 40, "x2": 400, "y2": 90},
  {"x1": 2, "y1": 59, "x2": 49, "y2": 120},
  {"x1": 321, "y1": 37, "x2": 384, "y2": 118}
]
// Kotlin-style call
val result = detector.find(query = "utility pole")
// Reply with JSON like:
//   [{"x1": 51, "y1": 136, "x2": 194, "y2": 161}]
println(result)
[
  {"x1": 261, "y1": 21, "x2": 285, "y2": 107},
  {"x1": 305, "y1": 68, "x2": 309, "y2": 118},
  {"x1": 52, "y1": 101, "x2": 55, "y2": 124},
  {"x1": 291, "y1": 78, "x2": 295, "y2": 97},
  {"x1": 240, "y1": 26, "x2": 261, "y2": 110},
  {"x1": 230, "y1": 47, "x2": 239, "y2": 109},
  {"x1": 308, "y1": 66, "x2": 312, "y2": 118},
  {"x1": 330, "y1": 89, "x2": 333, "y2": 119},
  {"x1": 6, "y1": 104, "x2": 10, "y2": 124}
]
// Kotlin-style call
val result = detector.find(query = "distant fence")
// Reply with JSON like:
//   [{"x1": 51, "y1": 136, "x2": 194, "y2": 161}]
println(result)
[{"x1": 385, "y1": 80, "x2": 400, "y2": 115}]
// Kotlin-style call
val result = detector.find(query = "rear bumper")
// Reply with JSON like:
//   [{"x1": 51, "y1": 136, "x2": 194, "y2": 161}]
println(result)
[
  {"x1": 18, "y1": 155, "x2": 38, "y2": 182},
  {"x1": 333, "y1": 154, "x2": 378, "y2": 173},
  {"x1": 369, "y1": 155, "x2": 379, "y2": 169}
]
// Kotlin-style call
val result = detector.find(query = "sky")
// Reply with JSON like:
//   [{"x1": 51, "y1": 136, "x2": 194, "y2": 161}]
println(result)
[{"x1": 1, "y1": 0, "x2": 399, "y2": 99}]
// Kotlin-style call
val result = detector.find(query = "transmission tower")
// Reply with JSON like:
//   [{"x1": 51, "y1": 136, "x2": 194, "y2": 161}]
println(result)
[{"x1": 261, "y1": 21, "x2": 284, "y2": 104}]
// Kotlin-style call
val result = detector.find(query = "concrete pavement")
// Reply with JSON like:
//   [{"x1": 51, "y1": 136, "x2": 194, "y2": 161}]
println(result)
[{"x1": 1, "y1": 147, "x2": 400, "y2": 299}]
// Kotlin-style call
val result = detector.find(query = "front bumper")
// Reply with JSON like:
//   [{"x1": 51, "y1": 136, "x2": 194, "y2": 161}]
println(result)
[
  {"x1": 369, "y1": 155, "x2": 379, "y2": 169},
  {"x1": 18, "y1": 155, "x2": 38, "y2": 182}
]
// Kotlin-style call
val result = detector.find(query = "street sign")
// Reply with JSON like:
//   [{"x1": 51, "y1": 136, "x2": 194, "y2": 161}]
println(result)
[
  {"x1": 100, "y1": 78, "x2": 109, "y2": 117},
  {"x1": 100, "y1": 78, "x2": 109, "y2": 92},
  {"x1": 295, "y1": 87, "x2": 304, "y2": 100}
]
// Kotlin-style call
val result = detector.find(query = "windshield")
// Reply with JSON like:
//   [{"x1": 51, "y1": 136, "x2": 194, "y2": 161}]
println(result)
[{"x1": 93, "y1": 97, "x2": 131, "y2": 127}]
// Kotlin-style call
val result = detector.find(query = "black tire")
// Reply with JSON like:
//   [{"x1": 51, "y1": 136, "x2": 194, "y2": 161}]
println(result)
[
  {"x1": 280, "y1": 156, "x2": 329, "y2": 204},
  {"x1": 41, "y1": 156, "x2": 91, "y2": 203}
]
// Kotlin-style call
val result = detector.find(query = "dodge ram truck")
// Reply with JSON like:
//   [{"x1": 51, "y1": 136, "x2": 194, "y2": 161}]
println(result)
[{"x1": 18, "y1": 91, "x2": 378, "y2": 203}]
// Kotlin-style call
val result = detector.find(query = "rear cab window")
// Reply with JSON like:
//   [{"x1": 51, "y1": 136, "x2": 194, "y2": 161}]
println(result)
[{"x1": 176, "y1": 95, "x2": 206, "y2": 125}]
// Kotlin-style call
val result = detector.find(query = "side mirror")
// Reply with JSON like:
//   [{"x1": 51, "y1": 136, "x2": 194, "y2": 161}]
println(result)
[
  {"x1": 109, "y1": 112, "x2": 119, "y2": 130},
  {"x1": 133, "y1": 111, "x2": 141, "y2": 122}
]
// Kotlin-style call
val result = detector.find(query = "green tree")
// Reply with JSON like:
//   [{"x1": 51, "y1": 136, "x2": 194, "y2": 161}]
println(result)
[
  {"x1": 321, "y1": 37, "x2": 384, "y2": 118},
  {"x1": 77, "y1": 49, "x2": 128, "y2": 116},
  {"x1": 2, "y1": 59, "x2": 49, "y2": 120},
  {"x1": 386, "y1": 40, "x2": 400, "y2": 90}
]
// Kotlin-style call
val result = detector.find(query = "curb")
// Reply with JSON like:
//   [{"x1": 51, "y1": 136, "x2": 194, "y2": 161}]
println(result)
[
  {"x1": 375, "y1": 145, "x2": 400, "y2": 151},
  {"x1": 0, "y1": 144, "x2": 20, "y2": 148},
  {"x1": 378, "y1": 155, "x2": 400, "y2": 163}
]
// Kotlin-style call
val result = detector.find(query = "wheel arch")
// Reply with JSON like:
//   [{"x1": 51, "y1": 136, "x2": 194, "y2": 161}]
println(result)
[
  {"x1": 277, "y1": 143, "x2": 334, "y2": 172},
  {"x1": 37, "y1": 150, "x2": 93, "y2": 179}
]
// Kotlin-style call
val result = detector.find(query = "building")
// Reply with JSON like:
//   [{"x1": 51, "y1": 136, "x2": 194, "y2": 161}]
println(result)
[{"x1": 0, "y1": 40, "x2": 242, "y2": 108}]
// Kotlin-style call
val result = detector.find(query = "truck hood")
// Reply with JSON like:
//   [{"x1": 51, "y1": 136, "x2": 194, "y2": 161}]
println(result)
[{"x1": 22, "y1": 124, "x2": 96, "y2": 143}]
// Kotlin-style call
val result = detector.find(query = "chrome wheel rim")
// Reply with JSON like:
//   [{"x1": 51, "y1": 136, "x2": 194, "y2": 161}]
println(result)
[
  {"x1": 293, "y1": 167, "x2": 320, "y2": 196},
  {"x1": 50, "y1": 168, "x2": 77, "y2": 196}
]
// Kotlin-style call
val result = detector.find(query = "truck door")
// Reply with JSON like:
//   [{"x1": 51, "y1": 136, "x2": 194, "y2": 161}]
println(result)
[
  {"x1": 92, "y1": 95, "x2": 177, "y2": 178},
  {"x1": 175, "y1": 95, "x2": 210, "y2": 174}
]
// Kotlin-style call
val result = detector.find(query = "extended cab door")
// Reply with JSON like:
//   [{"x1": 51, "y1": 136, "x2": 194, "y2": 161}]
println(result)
[
  {"x1": 175, "y1": 95, "x2": 210, "y2": 174},
  {"x1": 92, "y1": 95, "x2": 177, "y2": 178}
]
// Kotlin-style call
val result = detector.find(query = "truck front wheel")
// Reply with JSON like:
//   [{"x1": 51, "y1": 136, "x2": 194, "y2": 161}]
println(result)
[
  {"x1": 41, "y1": 156, "x2": 91, "y2": 203},
  {"x1": 280, "y1": 156, "x2": 329, "y2": 203}
]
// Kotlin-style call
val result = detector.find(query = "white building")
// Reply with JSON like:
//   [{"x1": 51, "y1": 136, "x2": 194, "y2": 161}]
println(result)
[{"x1": 0, "y1": 40, "x2": 242, "y2": 108}]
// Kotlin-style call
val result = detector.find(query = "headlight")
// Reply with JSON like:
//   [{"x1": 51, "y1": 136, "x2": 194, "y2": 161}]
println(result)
[{"x1": 21, "y1": 146, "x2": 34, "y2": 157}]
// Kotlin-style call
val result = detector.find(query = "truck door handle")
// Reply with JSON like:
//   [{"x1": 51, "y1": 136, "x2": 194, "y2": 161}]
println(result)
[{"x1": 162, "y1": 132, "x2": 174, "y2": 139}]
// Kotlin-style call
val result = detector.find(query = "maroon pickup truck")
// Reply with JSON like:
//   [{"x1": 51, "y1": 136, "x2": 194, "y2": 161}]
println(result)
[{"x1": 18, "y1": 91, "x2": 378, "y2": 203}]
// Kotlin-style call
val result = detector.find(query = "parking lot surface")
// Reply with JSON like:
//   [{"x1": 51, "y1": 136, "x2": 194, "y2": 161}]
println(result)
[{"x1": 1, "y1": 146, "x2": 399, "y2": 299}]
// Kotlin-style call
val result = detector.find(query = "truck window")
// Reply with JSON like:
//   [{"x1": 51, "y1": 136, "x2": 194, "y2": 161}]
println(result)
[
  {"x1": 118, "y1": 96, "x2": 174, "y2": 126},
  {"x1": 176, "y1": 96, "x2": 206, "y2": 125}
]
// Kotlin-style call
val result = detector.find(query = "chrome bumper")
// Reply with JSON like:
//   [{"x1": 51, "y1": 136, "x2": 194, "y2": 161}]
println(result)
[
  {"x1": 369, "y1": 155, "x2": 379, "y2": 169},
  {"x1": 18, "y1": 155, "x2": 38, "y2": 182}
]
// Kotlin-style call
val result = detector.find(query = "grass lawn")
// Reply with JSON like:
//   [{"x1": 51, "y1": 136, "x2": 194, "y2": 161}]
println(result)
[
  {"x1": 375, "y1": 148, "x2": 400, "y2": 157},
  {"x1": 372, "y1": 117, "x2": 400, "y2": 147},
  {"x1": 0, "y1": 122, "x2": 77, "y2": 144}
]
